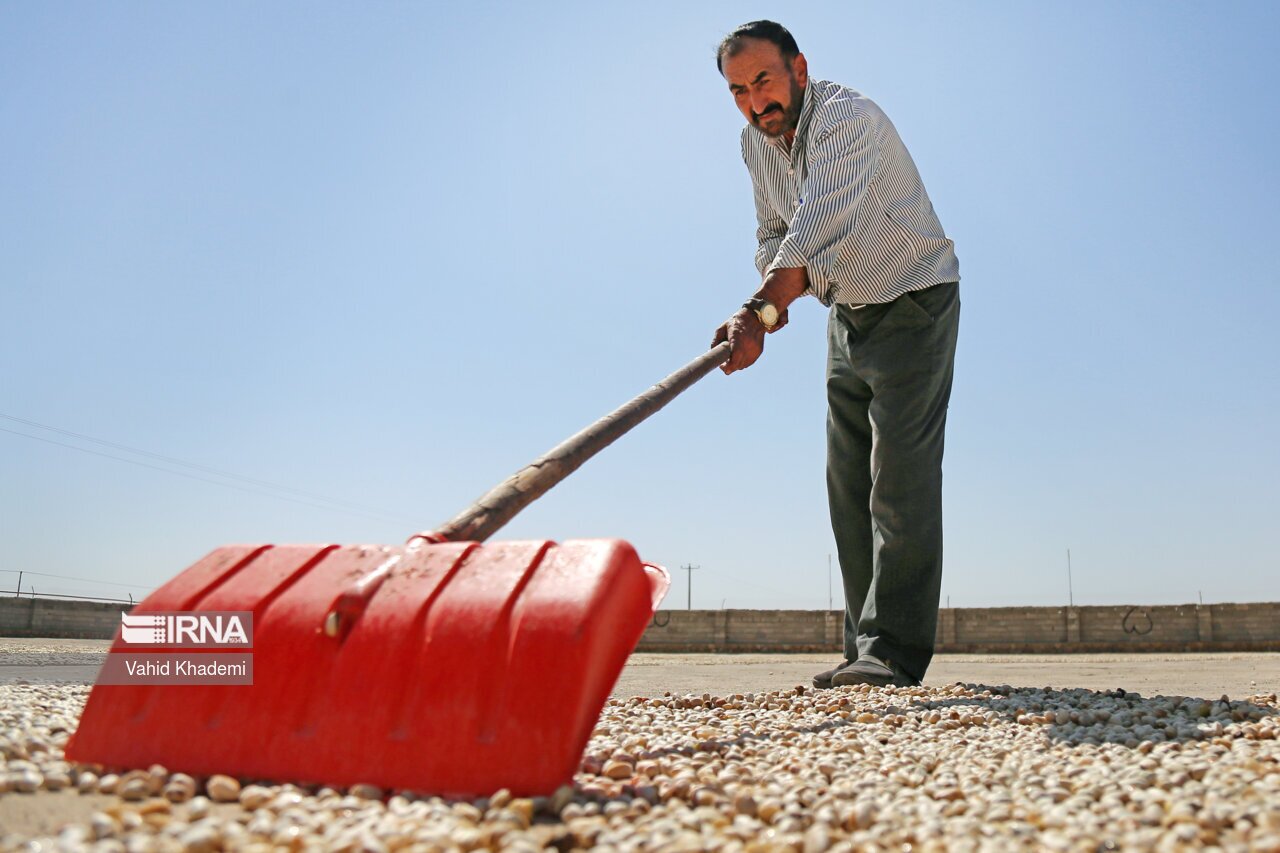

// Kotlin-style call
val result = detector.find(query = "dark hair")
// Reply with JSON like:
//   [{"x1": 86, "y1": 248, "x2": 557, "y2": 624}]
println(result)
[{"x1": 715, "y1": 20, "x2": 800, "y2": 74}]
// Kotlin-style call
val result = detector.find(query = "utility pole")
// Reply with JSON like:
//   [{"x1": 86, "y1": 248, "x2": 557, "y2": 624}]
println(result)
[
  {"x1": 13, "y1": 571, "x2": 20, "y2": 598},
  {"x1": 682, "y1": 564, "x2": 699, "y2": 610},
  {"x1": 1067, "y1": 548, "x2": 1074, "y2": 607}
]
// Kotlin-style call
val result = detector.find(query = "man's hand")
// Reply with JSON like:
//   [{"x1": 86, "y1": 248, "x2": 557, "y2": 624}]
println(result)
[
  {"x1": 712, "y1": 308, "x2": 767, "y2": 374},
  {"x1": 711, "y1": 265, "x2": 808, "y2": 375}
]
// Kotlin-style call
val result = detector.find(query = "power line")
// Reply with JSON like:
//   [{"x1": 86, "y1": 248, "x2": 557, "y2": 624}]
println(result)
[
  {"x1": 0, "y1": 419, "x2": 420, "y2": 525},
  {"x1": 10, "y1": 589, "x2": 136, "y2": 604},
  {"x1": 0, "y1": 568, "x2": 154, "y2": 591},
  {"x1": 2, "y1": 412, "x2": 291, "y2": 487},
  {"x1": 0, "y1": 412, "x2": 416, "y2": 521},
  {"x1": 2, "y1": 425, "x2": 412, "y2": 523}
]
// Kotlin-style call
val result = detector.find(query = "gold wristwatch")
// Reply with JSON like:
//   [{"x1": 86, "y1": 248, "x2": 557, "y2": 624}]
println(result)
[{"x1": 744, "y1": 297, "x2": 780, "y2": 331}]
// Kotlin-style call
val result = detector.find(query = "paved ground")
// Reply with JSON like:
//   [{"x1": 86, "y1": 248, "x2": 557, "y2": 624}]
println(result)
[
  {"x1": 614, "y1": 652, "x2": 1280, "y2": 701},
  {"x1": 0, "y1": 639, "x2": 106, "y2": 686},
  {"x1": 6, "y1": 639, "x2": 1276, "y2": 700},
  {"x1": 2, "y1": 639, "x2": 1277, "y2": 843}
]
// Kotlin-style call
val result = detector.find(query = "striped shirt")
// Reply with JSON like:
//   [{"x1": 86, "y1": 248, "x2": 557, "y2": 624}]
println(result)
[{"x1": 742, "y1": 78, "x2": 959, "y2": 306}]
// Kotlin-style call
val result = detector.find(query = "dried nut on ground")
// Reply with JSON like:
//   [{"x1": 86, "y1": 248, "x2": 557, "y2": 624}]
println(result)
[
  {"x1": 634, "y1": 784, "x2": 659, "y2": 804},
  {"x1": 118, "y1": 773, "x2": 150, "y2": 802},
  {"x1": 77, "y1": 771, "x2": 100, "y2": 794},
  {"x1": 733, "y1": 793, "x2": 759, "y2": 817},
  {"x1": 12, "y1": 769, "x2": 42, "y2": 793},
  {"x1": 548, "y1": 784, "x2": 575, "y2": 815},
  {"x1": 692, "y1": 786, "x2": 720, "y2": 806},
  {"x1": 509, "y1": 798, "x2": 535, "y2": 827},
  {"x1": 178, "y1": 823, "x2": 220, "y2": 853},
  {"x1": 90, "y1": 811, "x2": 119, "y2": 841},
  {"x1": 57, "y1": 826, "x2": 90, "y2": 849},
  {"x1": 349, "y1": 783, "x2": 383, "y2": 801},
  {"x1": 453, "y1": 801, "x2": 484, "y2": 823},
  {"x1": 239, "y1": 784, "x2": 273, "y2": 810},
  {"x1": 186, "y1": 796, "x2": 212, "y2": 821},
  {"x1": 138, "y1": 798, "x2": 171, "y2": 815},
  {"x1": 270, "y1": 790, "x2": 304, "y2": 810},
  {"x1": 44, "y1": 769, "x2": 72, "y2": 791},
  {"x1": 163, "y1": 772, "x2": 197, "y2": 802},
  {"x1": 603, "y1": 760, "x2": 634, "y2": 780},
  {"x1": 145, "y1": 763, "x2": 169, "y2": 794},
  {"x1": 206, "y1": 773, "x2": 241, "y2": 802},
  {"x1": 5, "y1": 677, "x2": 1280, "y2": 852},
  {"x1": 97, "y1": 772, "x2": 121, "y2": 794},
  {"x1": 757, "y1": 799, "x2": 783, "y2": 824},
  {"x1": 803, "y1": 824, "x2": 831, "y2": 853}
]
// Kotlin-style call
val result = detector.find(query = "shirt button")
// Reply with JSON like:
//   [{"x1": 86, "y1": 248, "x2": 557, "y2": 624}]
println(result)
[{"x1": 788, "y1": 168, "x2": 794, "y2": 175}]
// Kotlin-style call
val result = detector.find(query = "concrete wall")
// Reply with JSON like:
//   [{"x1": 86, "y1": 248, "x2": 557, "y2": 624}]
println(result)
[
  {"x1": 4, "y1": 597, "x2": 1277, "y2": 652},
  {"x1": 638, "y1": 602, "x2": 1280, "y2": 653},
  {"x1": 642, "y1": 610, "x2": 842, "y2": 653},
  {"x1": 0, "y1": 597, "x2": 127, "y2": 640}
]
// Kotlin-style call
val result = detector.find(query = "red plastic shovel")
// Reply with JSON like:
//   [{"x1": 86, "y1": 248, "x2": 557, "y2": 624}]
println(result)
[{"x1": 66, "y1": 343, "x2": 731, "y2": 796}]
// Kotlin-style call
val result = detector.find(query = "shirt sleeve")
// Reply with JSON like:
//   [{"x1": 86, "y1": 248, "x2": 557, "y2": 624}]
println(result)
[
  {"x1": 747, "y1": 134, "x2": 783, "y2": 277},
  {"x1": 768, "y1": 114, "x2": 879, "y2": 303}
]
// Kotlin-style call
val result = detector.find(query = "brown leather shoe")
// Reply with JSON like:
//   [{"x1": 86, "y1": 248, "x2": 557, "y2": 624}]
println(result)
[{"x1": 812, "y1": 659, "x2": 857, "y2": 689}]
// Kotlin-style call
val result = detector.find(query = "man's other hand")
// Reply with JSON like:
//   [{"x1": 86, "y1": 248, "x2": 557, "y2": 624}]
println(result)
[{"x1": 712, "y1": 308, "x2": 767, "y2": 374}]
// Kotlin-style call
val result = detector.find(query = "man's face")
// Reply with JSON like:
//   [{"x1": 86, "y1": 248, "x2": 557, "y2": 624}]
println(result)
[{"x1": 721, "y1": 38, "x2": 808, "y2": 139}]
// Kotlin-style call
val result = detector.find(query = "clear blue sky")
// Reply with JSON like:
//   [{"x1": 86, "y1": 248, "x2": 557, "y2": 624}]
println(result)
[{"x1": 3, "y1": 2, "x2": 1277, "y2": 609}]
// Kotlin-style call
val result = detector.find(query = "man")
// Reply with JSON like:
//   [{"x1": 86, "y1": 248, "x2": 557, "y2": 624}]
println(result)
[{"x1": 711, "y1": 21, "x2": 960, "y2": 689}]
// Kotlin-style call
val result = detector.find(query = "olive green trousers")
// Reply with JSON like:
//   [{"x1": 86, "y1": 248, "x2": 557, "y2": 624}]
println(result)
[{"x1": 826, "y1": 281, "x2": 960, "y2": 682}]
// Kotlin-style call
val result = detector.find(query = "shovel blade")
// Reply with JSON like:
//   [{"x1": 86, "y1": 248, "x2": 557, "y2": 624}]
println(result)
[{"x1": 66, "y1": 538, "x2": 670, "y2": 796}]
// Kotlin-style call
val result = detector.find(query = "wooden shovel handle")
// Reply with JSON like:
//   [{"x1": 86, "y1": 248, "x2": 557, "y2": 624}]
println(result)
[{"x1": 418, "y1": 342, "x2": 732, "y2": 544}]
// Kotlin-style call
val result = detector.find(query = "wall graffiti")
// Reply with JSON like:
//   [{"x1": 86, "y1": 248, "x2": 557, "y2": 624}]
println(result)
[{"x1": 1122, "y1": 606, "x2": 1154, "y2": 636}]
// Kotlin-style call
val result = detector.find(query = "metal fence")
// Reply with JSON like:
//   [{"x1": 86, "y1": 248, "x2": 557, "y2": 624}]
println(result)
[{"x1": 0, "y1": 569, "x2": 148, "y2": 605}]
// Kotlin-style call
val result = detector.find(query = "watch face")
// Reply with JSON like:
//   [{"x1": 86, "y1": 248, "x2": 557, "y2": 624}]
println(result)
[{"x1": 760, "y1": 303, "x2": 779, "y2": 326}]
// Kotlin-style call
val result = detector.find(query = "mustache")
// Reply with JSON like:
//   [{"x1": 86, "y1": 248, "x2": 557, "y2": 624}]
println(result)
[{"x1": 752, "y1": 104, "x2": 783, "y2": 121}]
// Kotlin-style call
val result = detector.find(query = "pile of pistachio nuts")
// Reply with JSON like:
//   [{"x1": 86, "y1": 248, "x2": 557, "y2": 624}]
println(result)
[{"x1": 2, "y1": 680, "x2": 1278, "y2": 851}]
